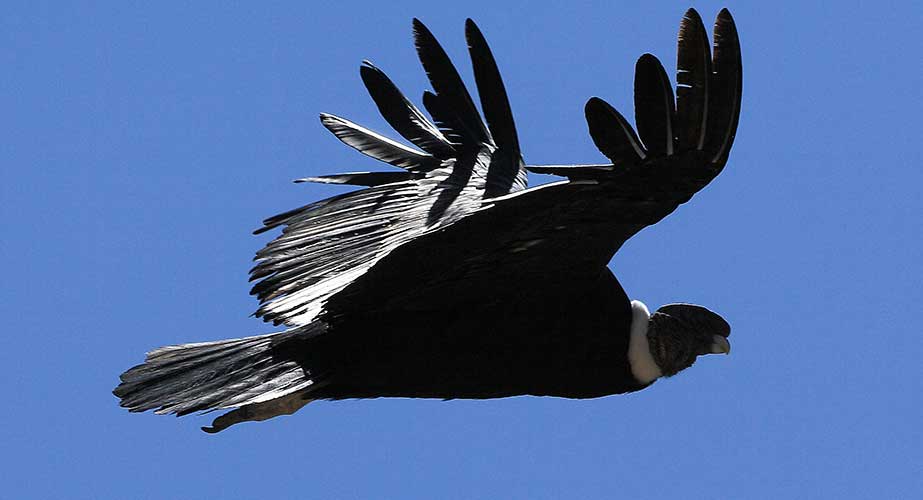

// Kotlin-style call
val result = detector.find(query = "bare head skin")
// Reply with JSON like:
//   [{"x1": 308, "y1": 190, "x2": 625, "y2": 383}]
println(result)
[{"x1": 647, "y1": 303, "x2": 731, "y2": 377}]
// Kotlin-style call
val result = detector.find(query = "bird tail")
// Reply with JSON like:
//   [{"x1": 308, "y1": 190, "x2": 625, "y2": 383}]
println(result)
[{"x1": 114, "y1": 324, "x2": 324, "y2": 431}]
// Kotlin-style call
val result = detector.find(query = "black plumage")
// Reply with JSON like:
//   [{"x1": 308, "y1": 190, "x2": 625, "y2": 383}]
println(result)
[
  {"x1": 359, "y1": 61, "x2": 456, "y2": 160},
  {"x1": 412, "y1": 18, "x2": 490, "y2": 145},
  {"x1": 585, "y1": 96, "x2": 647, "y2": 165},
  {"x1": 114, "y1": 9, "x2": 742, "y2": 432},
  {"x1": 294, "y1": 171, "x2": 422, "y2": 188},
  {"x1": 675, "y1": 8, "x2": 711, "y2": 152},
  {"x1": 634, "y1": 53, "x2": 676, "y2": 156},
  {"x1": 318, "y1": 113, "x2": 441, "y2": 171}
]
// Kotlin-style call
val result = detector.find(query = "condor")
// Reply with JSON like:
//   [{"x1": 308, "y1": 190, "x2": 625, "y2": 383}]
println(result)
[{"x1": 115, "y1": 9, "x2": 742, "y2": 433}]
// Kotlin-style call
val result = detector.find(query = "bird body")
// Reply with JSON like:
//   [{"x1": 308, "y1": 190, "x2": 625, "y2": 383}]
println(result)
[
  {"x1": 115, "y1": 9, "x2": 741, "y2": 432},
  {"x1": 312, "y1": 270, "x2": 646, "y2": 401}
]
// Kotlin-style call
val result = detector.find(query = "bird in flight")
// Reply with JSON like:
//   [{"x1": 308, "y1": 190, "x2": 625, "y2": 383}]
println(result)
[{"x1": 114, "y1": 8, "x2": 742, "y2": 433}]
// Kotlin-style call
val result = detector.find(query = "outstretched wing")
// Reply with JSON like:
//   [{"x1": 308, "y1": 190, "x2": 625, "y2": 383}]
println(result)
[
  {"x1": 323, "y1": 9, "x2": 741, "y2": 317},
  {"x1": 250, "y1": 19, "x2": 528, "y2": 326}
]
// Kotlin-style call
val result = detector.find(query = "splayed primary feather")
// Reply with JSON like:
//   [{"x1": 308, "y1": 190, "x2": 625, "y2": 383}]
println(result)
[{"x1": 250, "y1": 19, "x2": 529, "y2": 326}]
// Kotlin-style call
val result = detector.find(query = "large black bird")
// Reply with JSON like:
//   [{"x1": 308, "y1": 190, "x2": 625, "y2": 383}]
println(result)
[{"x1": 115, "y1": 9, "x2": 742, "y2": 433}]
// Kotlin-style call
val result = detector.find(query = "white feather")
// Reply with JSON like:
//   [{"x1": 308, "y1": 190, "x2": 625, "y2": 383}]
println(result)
[{"x1": 627, "y1": 300, "x2": 662, "y2": 384}]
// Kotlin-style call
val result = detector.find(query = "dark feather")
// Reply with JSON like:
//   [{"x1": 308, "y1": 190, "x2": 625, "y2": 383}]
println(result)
[
  {"x1": 422, "y1": 90, "x2": 465, "y2": 145},
  {"x1": 585, "y1": 97, "x2": 646, "y2": 165},
  {"x1": 413, "y1": 18, "x2": 489, "y2": 144},
  {"x1": 295, "y1": 171, "x2": 421, "y2": 187},
  {"x1": 319, "y1": 113, "x2": 441, "y2": 172},
  {"x1": 465, "y1": 19, "x2": 519, "y2": 155},
  {"x1": 465, "y1": 19, "x2": 527, "y2": 198},
  {"x1": 704, "y1": 9, "x2": 743, "y2": 166},
  {"x1": 359, "y1": 61, "x2": 456, "y2": 159},
  {"x1": 675, "y1": 8, "x2": 710, "y2": 152},
  {"x1": 634, "y1": 53, "x2": 676, "y2": 156},
  {"x1": 526, "y1": 164, "x2": 614, "y2": 179}
]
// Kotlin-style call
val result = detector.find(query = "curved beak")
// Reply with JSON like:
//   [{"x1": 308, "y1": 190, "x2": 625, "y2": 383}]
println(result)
[{"x1": 709, "y1": 334, "x2": 731, "y2": 355}]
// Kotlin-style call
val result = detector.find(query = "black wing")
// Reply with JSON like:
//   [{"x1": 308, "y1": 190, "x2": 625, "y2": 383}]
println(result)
[
  {"x1": 250, "y1": 19, "x2": 528, "y2": 326},
  {"x1": 323, "y1": 9, "x2": 741, "y2": 317}
]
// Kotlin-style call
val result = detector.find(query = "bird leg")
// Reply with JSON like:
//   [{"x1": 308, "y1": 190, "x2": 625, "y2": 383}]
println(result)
[{"x1": 201, "y1": 390, "x2": 313, "y2": 434}]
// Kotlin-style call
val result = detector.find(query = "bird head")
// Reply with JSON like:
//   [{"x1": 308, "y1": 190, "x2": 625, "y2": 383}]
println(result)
[{"x1": 646, "y1": 303, "x2": 731, "y2": 377}]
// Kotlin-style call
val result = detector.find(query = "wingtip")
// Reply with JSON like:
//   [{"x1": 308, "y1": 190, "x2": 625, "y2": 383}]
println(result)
[
  {"x1": 636, "y1": 52, "x2": 659, "y2": 66},
  {"x1": 679, "y1": 8, "x2": 706, "y2": 43},
  {"x1": 634, "y1": 52, "x2": 675, "y2": 156},
  {"x1": 679, "y1": 8, "x2": 707, "y2": 36},
  {"x1": 318, "y1": 113, "x2": 339, "y2": 129},
  {"x1": 584, "y1": 96, "x2": 607, "y2": 114},
  {"x1": 584, "y1": 96, "x2": 646, "y2": 163},
  {"x1": 715, "y1": 8, "x2": 739, "y2": 37},
  {"x1": 464, "y1": 18, "x2": 480, "y2": 34},
  {"x1": 705, "y1": 7, "x2": 742, "y2": 166},
  {"x1": 464, "y1": 18, "x2": 483, "y2": 43},
  {"x1": 717, "y1": 6, "x2": 740, "y2": 35},
  {"x1": 359, "y1": 62, "x2": 380, "y2": 81},
  {"x1": 683, "y1": 8, "x2": 702, "y2": 22},
  {"x1": 411, "y1": 17, "x2": 428, "y2": 37},
  {"x1": 712, "y1": 9, "x2": 741, "y2": 58}
]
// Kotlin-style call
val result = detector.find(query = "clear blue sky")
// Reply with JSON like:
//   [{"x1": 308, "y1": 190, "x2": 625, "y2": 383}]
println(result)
[{"x1": 2, "y1": 2, "x2": 920, "y2": 498}]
